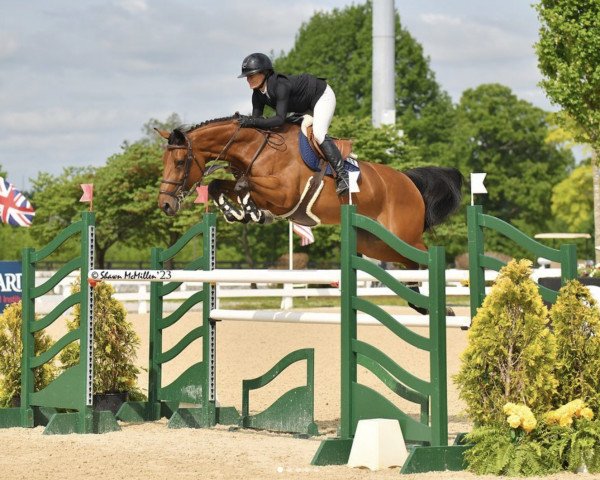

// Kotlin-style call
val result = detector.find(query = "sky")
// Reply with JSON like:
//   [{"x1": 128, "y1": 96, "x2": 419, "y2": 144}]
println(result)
[{"x1": 0, "y1": 0, "x2": 551, "y2": 191}]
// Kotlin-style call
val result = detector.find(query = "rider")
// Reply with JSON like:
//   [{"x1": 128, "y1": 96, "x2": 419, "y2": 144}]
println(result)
[{"x1": 237, "y1": 52, "x2": 350, "y2": 196}]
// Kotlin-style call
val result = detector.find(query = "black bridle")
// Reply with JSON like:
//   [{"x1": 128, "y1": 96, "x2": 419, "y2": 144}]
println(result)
[
  {"x1": 159, "y1": 130, "x2": 205, "y2": 203},
  {"x1": 159, "y1": 123, "x2": 280, "y2": 205}
]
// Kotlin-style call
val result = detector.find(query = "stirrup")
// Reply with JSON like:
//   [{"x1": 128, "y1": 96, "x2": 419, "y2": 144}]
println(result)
[{"x1": 335, "y1": 176, "x2": 350, "y2": 195}]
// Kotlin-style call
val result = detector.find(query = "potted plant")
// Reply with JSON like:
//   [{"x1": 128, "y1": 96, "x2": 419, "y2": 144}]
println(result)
[
  {"x1": 59, "y1": 279, "x2": 145, "y2": 413},
  {"x1": 0, "y1": 301, "x2": 57, "y2": 407}
]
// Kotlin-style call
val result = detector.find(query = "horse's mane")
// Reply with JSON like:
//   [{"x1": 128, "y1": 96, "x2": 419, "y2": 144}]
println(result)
[{"x1": 183, "y1": 113, "x2": 241, "y2": 133}]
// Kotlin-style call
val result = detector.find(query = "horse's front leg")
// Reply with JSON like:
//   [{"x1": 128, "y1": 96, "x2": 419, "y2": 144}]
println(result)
[
  {"x1": 234, "y1": 177, "x2": 276, "y2": 224},
  {"x1": 208, "y1": 179, "x2": 246, "y2": 223}
]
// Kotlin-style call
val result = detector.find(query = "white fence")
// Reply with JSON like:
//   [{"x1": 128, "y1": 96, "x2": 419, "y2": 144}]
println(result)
[{"x1": 35, "y1": 267, "x2": 564, "y2": 316}]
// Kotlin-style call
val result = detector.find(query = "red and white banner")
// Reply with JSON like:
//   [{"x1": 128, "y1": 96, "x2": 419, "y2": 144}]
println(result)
[{"x1": 292, "y1": 222, "x2": 314, "y2": 246}]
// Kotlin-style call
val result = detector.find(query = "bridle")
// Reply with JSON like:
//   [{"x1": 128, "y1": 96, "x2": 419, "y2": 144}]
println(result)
[
  {"x1": 159, "y1": 130, "x2": 205, "y2": 204},
  {"x1": 160, "y1": 123, "x2": 284, "y2": 204}
]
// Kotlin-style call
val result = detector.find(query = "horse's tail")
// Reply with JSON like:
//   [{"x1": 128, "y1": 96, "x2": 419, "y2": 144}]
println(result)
[{"x1": 404, "y1": 166, "x2": 464, "y2": 231}]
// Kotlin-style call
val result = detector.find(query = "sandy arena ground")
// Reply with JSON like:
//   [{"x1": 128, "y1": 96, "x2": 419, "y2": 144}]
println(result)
[{"x1": 0, "y1": 307, "x2": 587, "y2": 480}]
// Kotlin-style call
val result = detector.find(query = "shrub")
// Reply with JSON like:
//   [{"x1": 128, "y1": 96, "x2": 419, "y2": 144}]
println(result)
[
  {"x1": 465, "y1": 400, "x2": 600, "y2": 475},
  {"x1": 59, "y1": 279, "x2": 145, "y2": 399},
  {"x1": 0, "y1": 301, "x2": 57, "y2": 407},
  {"x1": 454, "y1": 259, "x2": 558, "y2": 424},
  {"x1": 550, "y1": 280, "x2": 600, "y2": 409}
]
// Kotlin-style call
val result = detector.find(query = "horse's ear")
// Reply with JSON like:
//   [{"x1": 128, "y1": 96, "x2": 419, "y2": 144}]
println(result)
[{"x1": 154, "y1": 128, "x2": 170, "y2": 140}]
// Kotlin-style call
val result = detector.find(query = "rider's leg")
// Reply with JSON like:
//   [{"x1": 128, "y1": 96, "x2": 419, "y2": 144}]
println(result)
[{"x1": 313, "y1": 85, "x2": 349, "y2": 196}]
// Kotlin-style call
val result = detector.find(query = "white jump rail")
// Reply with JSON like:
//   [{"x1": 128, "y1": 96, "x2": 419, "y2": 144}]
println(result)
[{"x1": 210, "y1": 308, "x2": 471, "y2": 328}]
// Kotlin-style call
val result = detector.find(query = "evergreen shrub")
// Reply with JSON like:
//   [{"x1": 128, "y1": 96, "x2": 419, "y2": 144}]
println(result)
[
  {"x1": 0, "y1": 301, "x2": 57, "y2": 407},
  {"x1": 454, "y1": 259, "x2": 557, "y2": 424},
  {"x1": 550, "y1": 280, "x2": 600, "y2": 408},
  {"x1": 60, "y1": 279, "x2": 145, "y2": 400}
]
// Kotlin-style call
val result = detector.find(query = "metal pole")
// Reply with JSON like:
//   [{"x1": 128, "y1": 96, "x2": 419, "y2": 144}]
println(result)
[{"x1": 372, "y1": 0, "x2": 396, "y2": 127}]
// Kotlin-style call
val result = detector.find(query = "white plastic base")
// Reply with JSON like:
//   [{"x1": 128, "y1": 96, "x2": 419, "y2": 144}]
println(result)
[{"x1": 347, "y1": 418, "x2": 408, "y2": 471}]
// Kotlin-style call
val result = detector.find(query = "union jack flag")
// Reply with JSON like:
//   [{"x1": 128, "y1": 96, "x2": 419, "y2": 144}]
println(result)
[{"x1": 0, "y1": 177, "x2": 35, "y2": 227}]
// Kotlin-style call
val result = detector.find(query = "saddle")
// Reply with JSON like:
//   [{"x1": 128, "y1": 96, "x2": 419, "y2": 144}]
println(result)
[
  {"x1": 285, "y1": 115, "x2": 359, "y2": 227},
  {"x1": 300, "y1": 116, "x2": 353, "y2": 160}
]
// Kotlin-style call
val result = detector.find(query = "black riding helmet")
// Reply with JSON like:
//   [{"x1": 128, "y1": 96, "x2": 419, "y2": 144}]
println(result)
[{"x1": 238, "y1": 53, "x2": 273, "y2": 78}]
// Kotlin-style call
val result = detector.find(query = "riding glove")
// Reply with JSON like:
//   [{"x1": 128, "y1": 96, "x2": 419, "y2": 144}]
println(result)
[{"x1": 238, "y1": 115, "x2": 257, "y2": 128}]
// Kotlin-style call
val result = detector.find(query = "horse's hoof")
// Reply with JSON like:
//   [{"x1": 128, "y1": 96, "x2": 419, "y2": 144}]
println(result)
[
  {"x1": 446, "y1": 307, "x2": 456, "y2": 317},
  {"x1": 234, "y1": 176, "x2": 250, "y2": 193}
]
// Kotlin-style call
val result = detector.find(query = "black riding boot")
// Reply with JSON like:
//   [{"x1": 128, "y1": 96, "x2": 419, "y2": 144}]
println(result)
[{"x1": 320, "y1": 137, "x2": 350, "y2": 195}]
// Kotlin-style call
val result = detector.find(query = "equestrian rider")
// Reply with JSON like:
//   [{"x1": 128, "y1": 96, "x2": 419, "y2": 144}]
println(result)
[{"x1": 237, "y1": 52, "x2": 350, "y2": 196}]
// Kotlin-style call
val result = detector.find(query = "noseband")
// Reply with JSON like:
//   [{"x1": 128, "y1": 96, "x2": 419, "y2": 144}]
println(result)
[{"x1": 159, "y1": 130, "x2": 204, "y2": 203}]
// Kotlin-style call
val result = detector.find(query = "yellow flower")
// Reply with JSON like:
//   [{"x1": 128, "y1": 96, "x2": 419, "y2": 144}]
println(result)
[
  {"x1": 522, "y1": 417, "x2": 537, "y2": 433},
  {"x1": 545, "y1": 411, "x2": 560, "y2": 424},
  {"x1": 503, "y1": 403, "x2": 517, "y2": 415},
  {"x1": 559, "y1": 415, "x2": 573, "y2": 427},
  {"x1": 507, "y1": 414, "x2": 521, "y2": 429},
  {"x1": 581, "y1": 407, "x2": 594, "y2": 420}
]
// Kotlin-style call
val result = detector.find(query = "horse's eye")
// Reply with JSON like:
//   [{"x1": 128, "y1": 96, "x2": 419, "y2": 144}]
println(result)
[{"x1": 175, "y1": 159, "x2": 185, "y2": 167}]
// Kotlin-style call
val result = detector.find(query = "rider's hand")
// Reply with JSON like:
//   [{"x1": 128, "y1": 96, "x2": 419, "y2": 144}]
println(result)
[{"x1": 238, "y1": 115, "x2": 256, "y2": 128}]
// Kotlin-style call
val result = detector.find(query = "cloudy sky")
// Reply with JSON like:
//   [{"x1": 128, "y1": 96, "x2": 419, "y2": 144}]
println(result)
[{"x1": 0, "y1": 0, "x2": 550, "y2": 190}]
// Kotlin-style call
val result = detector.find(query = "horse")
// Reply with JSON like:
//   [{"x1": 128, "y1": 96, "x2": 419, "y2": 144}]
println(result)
[{"x1": 156, "y1": 113, "x2": 463, "y2": 270}]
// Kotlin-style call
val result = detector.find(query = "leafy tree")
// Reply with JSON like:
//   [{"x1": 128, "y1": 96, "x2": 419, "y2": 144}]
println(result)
[
  {"x1": 29, "y1": 167, "x2": 96, "y2": 262},
  {"x1": 535, "y1": 0, "x2": 600, "y2": 260},
  {"x1": 330, "y1": 115, "x2": 422, "y2": 168},
  {"x1": 139, "y1": 113, "x2": 183, "y2": 145},
  {"x1": 274, "y1": 2, "x2": 444, "y2": 120},
  {"x1": 0, "y1": 225, "x2": 33, "y2": 261},
  {"x1": 450, "y1": 84, "x2": 574, "y2": 252},
  {"x1": 27, "y1": 115, "x2": 201, "y2": 268},
  {"x1": 0, "y1": 164, "x2": 6, "y2": 178},
  {"x1": 551, "y1": 162, "x2": 593, "y2": 235},
  {"x1": 535, "y1": 1, "x2": 600, "y2": 147},
  {"x1": 272, "y1": 0, "x2": 456, "y2": 169}
]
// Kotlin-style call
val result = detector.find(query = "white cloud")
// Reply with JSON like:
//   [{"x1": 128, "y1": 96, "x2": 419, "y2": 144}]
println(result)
[
  {"x1": 0, "y1": 33, "x2": 18, "y2": 59},
  {"x1": 116, "y1": 0, "x2": 148, "y2": 14},
  {"x1": 0, "y1": 108, "x2": 134, "y2": 134},
  {"x1": 415, "y1": 13, "x2": 533, "y2": 64},
  {"x1": 421, "y1": 13, "x2": 462, "y2": 27}
]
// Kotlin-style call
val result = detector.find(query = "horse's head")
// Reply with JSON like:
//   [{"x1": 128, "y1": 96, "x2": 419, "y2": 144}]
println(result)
[{"x1": 156, "y1": 127, "x2": 205, "y2": 216}]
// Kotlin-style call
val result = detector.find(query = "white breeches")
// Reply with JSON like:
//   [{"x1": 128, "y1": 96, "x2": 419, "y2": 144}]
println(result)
[{"x1": 312, "y1": 85, "x2": 336, "y2": 144}]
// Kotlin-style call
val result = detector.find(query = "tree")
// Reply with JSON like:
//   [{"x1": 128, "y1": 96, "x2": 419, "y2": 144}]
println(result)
[
  {"x1": 329, "y1": 115, "x2": 422, "y2": 168},
  {"x1": 0, "y1": 225, "x2": 33, "y2": 261},
  {"x1": 0, "y1": 164, "x2": 6, "y2": 178},
  {"x1": 272, "y1": 0, "x2": 456, "y2": 167},
  {"x1": 535, "y1": 0, "x2": 600, "y2": 260},
  {"x1": 451, "y1": 84, "x2": 574, "y2": 250},
  {"x1": 29, "y1": 167, "x2": 96, "y2": 262},
  {"x1": 274, "y1": 2, "x2": 444, "y2": 119},
  {"x1": 27, "y1": 115, "x2": 201, "y2": 268},
  {"x1": 551, "y1": 162, "x2": 593, "y2": 235}
]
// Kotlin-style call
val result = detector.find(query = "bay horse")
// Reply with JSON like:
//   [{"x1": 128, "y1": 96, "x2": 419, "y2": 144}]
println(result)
[{"x1": 156, "y1": 114, "x2": 463, "y2": 269}]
